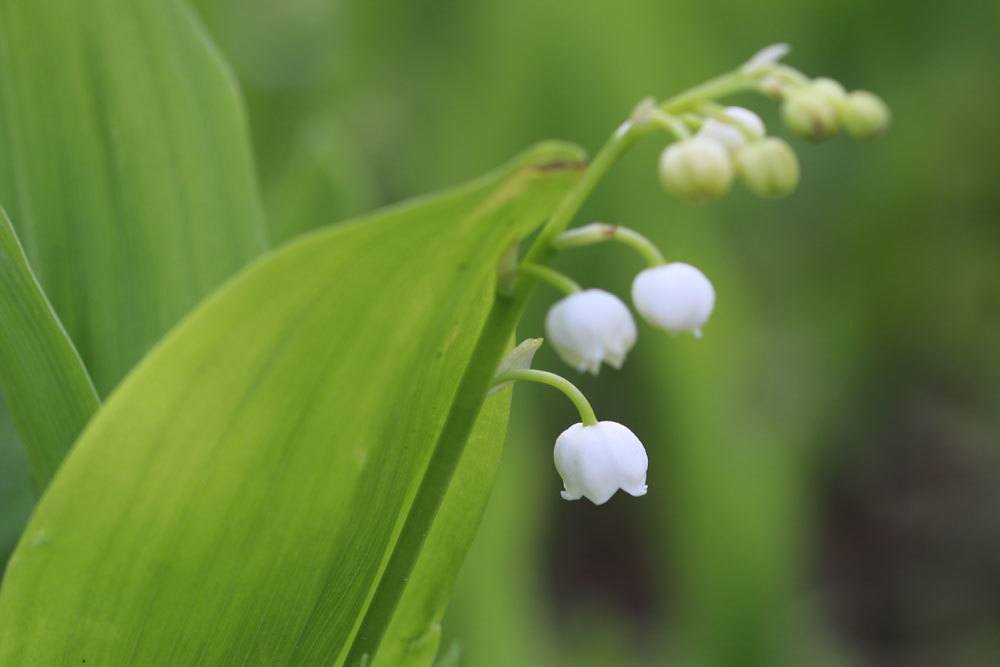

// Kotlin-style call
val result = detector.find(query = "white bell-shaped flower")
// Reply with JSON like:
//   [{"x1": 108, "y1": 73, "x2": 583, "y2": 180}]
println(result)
[
  {"x1": 554, "y1": 421, "x2": 648, "y2": 505},
  {"x1": 545, "y1": 289, "x2": 637, "y2": 375},
  {"x1": 631, "y1": 263, "x2": 715, "y2": 337},
  {"x1": 697, "y1": 106, "x2": 766, "y2": 155}
]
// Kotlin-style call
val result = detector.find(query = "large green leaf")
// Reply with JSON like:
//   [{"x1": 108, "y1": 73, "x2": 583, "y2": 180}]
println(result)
[
  {"x1": 0, "y1": 143, "x2": 583, "y2": 664},
  {"x1": 0, "y1": 0, "x2": 268, "y2": 396},
  {"x1": 0, "y1": 209, "x2": 98, "y2": 491}
]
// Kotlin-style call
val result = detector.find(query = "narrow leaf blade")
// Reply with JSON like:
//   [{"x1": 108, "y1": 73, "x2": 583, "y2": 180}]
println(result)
[
  {"x1": 0, "y1": 0, "x2": 268, "y2": 395},
  {"x1": 0, "y1": 209, "x2": 98, "y2": 490}
]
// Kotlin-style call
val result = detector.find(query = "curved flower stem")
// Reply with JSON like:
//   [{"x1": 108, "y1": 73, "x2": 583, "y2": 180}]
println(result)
[
  {"x1": 612, "y1": 226, "x2": 667, "y2": 266},
  {"x1": 517, "y1": 66, "x2": 774, "y2": 294},
  {"x1": 647, "y1": 108, "x2": 691, "y2": 139},
  {"x1": 660, "y1": 71, "x2": 760, "y2": 114},
  {"x1": 519, "y1": 123, "x2": 642, "y2": 275},
  {"x1": 490, "y1": 368, "x2": 598, "y2": 426},
  {"x1": 768, "y1": 64, "x2": 811, "y2": 87},
  {"x1": 552, "y1": 223, "x2": 666, "y2": 267},
  {"x1": 518, "y1": 262, "x2": 582, "y2": 295}
]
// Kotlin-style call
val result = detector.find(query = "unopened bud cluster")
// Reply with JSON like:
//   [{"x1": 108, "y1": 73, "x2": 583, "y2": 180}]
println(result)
[
  {"x1": 659, "y1": 106, "x2": 799, "y2": 202},
  {"x1": 657, "y1": 68, "x2": 888, "y2": 204},
  {"x1": 780, "y1": 76, "x2": 889, "y2": 141}
]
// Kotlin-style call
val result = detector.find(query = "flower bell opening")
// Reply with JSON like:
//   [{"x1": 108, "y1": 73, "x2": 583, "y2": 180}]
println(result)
[{"x1": 554, "y1": 421, "x2": 648, "y2": 505}]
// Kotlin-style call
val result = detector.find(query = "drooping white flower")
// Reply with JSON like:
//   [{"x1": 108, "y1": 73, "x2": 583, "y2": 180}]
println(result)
[
  {"x1": 697, "y1": 107, "x2": 766, "y2": 155},
  {"x1": 811, "y1": 77, "x2": 848, "y2": 106},
  {"x1": 545, "y1": 289, "x2": 637, "y2": 375},
  {"x1": 554, "y1": 421, "x2": 648, "y2": 505},
  {"x1": 631, "y1": 263, "x2": 715, "y2": 337}
]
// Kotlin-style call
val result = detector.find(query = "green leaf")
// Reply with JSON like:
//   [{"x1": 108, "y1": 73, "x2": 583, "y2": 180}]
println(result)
[
  {"x1": 0, "y1": 209, "x2": 99, "y2": 491},
  {"x1": 0, "y1": 406, "x2": 33, "y2": 562},
  {"x1": 370, "y1": 370, "x2": 510, "y2": 667},
  {"x1": 432, "y1": 641, "x2": 463, "y2": 667},
  {"x1": 0, "y1": 0, "x2": 268, "y2": 396},
  {"x1": 0, "y1": 143, "x2": 583, "y2": 664},
  {"x1": 488, "y1": 337, "x2": 543, "y2": 396},
  {"x1": 263, "y1": 116, "x2": 380, "y2": 245}
]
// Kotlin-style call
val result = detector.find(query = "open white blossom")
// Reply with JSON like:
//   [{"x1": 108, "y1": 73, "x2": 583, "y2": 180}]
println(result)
[
  {"x1": 545, "y1": 289, "x2": 637, "y2": 375},
  {"x1": 554, "y1": 421, "x2": 648, "y2": 505},
  {"x1": 631, "y1": 263, "x2": 715, "y2": 337},
  {"x1": 697, "y1": 106, "x2": 766, "y2": 155}
]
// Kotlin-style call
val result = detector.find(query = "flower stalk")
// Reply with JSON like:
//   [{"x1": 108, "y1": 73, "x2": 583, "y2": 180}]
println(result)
[
  {"x1": 552, "y1": 223, "x2": 666, "y2": 268},
  {"x1": 518, "y1": 262, "x2": 582, "y2": 295},
  {"x1": 490, "y1": 368, "x2": 598, "y2": 426}
]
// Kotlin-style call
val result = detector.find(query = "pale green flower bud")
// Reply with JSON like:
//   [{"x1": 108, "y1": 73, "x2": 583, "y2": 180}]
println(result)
[
  {"x1": 658, "y1": 138, "x2": 733, "y2": 202},
  {"x1": 811, "y1": 77, "x2": 847, "y2": 106},
  {"x1": 840, "y1": 90, "x2": 891, "y2": 139},
  {"x1": 734, "y1": 138, "x2": 800, "y2": 198},
  {"x1": 782, "y1": 89, "x2": 838, "y2": 141}
]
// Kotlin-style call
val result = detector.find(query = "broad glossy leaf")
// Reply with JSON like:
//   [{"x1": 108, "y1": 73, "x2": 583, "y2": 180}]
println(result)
[
  {"x1": 0, "y1": 210, "x2": 98, "y2": 490},
  {"x1": 0, "y1": 0, "x2": 268, "y2": 396},
  {"x1": 0, "y1": 143, "x2": 584, "y2": 664}
]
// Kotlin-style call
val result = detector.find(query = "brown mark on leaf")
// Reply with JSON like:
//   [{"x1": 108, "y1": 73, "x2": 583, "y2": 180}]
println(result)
[{"x1": 531, "y1": 159, "x2": 587, "y2": 173}]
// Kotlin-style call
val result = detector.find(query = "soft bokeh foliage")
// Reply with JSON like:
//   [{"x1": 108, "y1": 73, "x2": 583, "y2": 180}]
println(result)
[{"x1": 2, "y1": 1, "x2": 998, "y2": 665}]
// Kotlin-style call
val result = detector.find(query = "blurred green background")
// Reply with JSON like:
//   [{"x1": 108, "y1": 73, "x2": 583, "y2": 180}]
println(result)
[{"x1": 3, "y1": 1, "x2": 999, "y2": 665}]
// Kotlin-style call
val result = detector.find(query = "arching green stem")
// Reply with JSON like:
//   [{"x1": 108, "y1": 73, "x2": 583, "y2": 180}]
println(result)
[
  {"x1": 518, "y1": 262, "x2": 582, "y2": 295},
  {"x1": 767, "y1": 64, "x2": 811, "y2": 87},
  {"x1": 520, "y1": 124, "x2": 641, "y2": 274},
  {"x1": 660, "y1": 71, "x2": 760, "y2": 114},
  {"x1": 647, "y1": 108, "x2": 691, "y2": 140},
  {"x1": 552, "y1": 223, "x2": 666, "y2": 267},
  {"x1": 490, "y1": 368, "x2": 598, "y2": 426},
  {"x1": 519, "y1": 62, "x2": 780, "y2": 281}
]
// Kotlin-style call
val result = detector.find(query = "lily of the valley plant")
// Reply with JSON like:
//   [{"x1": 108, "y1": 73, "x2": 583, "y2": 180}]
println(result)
[
  {"x1": 491, "y1": 43, "x2": 888, "y2": 506},
  {"x1": 0, "y1": 24, "x2": 888, "y2": 663}
]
